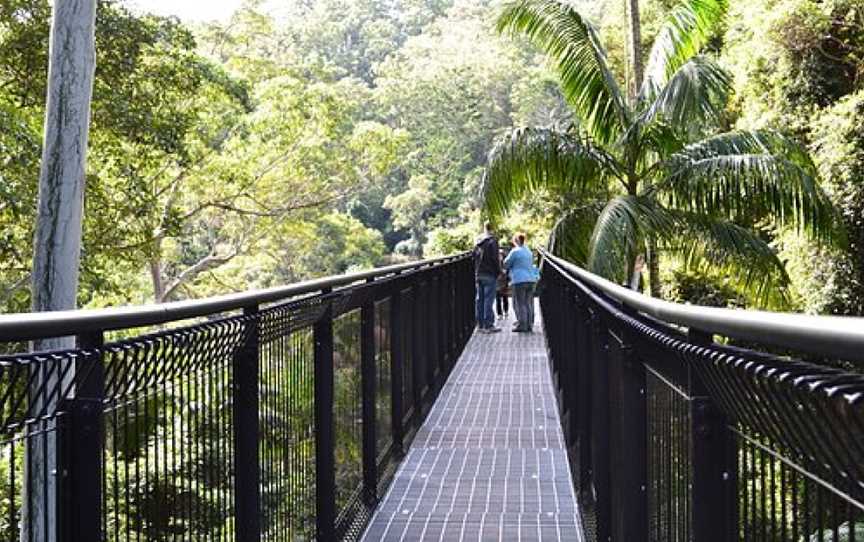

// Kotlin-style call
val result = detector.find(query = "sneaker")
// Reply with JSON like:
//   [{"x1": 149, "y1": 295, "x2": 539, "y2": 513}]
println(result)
[{"x1": 487, "y1": 326, "x2": 502, "y2": 333}]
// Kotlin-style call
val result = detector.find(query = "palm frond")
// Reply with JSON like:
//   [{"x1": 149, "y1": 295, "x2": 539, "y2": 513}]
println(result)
[
  {"x1": 548, "y1": 201, "x2": 605, "y2": 265},
  {"x1": 663, "y1": 130, "x2": 816, "y2": 168},
  {"x1": 654, "y1": 132, "x2": 840, "y2": 244},
  {"x1": 660, "y1": 212, "x2": 791, "y2": 308},
  {"x1": 640, "y1": 0, "x2": 728, "y2": 101},
  {"x1": 588, "y1": 195, "x2": 676, "y2": 281},
  {"x1": 481, "y1": 127, "x2": 620, "y2": 219},
  {"x1": 497, "y1": 0, "x2": 630, "y2": 144},
  {"x1": 640, "y1": 55, "x2": 731, "y2": 128}
]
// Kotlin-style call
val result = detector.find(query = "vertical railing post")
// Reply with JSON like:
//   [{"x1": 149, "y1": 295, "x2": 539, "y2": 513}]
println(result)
[
  {"x1": 563, "y1": 290, "x2": 579, "y2": 448},
  {"x1": 314, "y1": 290, "x2": 336, "y2": 541},
  {"x1": 451, "y1": 262, "x2": 459, "y2": 348},
  {"x1": 390, "y1": 277, "x2": 405, "y2": 457},
  {"x1": 233, "y1": 305, "x2": 261, "y2": 541},
  {"x1": 688, "y1": 329, "x2": 736, "y2": 542},
  {"x1": 59, "y1": 331, "x2": 105, "y2": 542},
  {"x1": 466, "y1": 259, "x2": 476, "y2": 337},
  {"x1": 590, "y1": 311, "x2": 612, "y2": 541},
  {"x1": 361, "y1": 278, "x2": 378, "y2": 505},
  {"x1": 608, "y1": 327, "x2": 647, "y2": 542},
  {"x1": 575, "y1": 299, "x2": 593, "y2": 493},
  {"x1": 427, "y1": 273, "x2": 438, "y2": 394},
  {"x1": 412, "y1": 276, "x2": 424, "y2": 421}
]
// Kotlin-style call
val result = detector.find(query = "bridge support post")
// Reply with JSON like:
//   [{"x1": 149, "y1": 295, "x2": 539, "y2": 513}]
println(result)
[
  {"x1": 429, "y1": 273, "x2": 439, "y2": 390},
  {"x1": 589, "y1": 312, "x2": 612, "y2": 541},
  {"x1": 390, "y1": 276, "x2": 405, "y2": 457},
  {"x1": 688, "y1": 330, "x2": 737, "y2": 542},
  {"x1": 575, "y1": 299, "x2": 593, "y2": 492},
  {"x1": 562, "y1": 288, "x2": 580, "y2": 448},
  {"x1": 608, "y1": 328, "x2": 647, "y2": 542},
  {"x1": 361, "y1": 278, "x2": 378, "y2": 505},
  {"x1": 412, "y1": 276, "x2": 424, "y2": 424},
  {"x1": 314, "y1": 290, "x2": 336, "y2": 541},
  {"x1": 233, "y1": 305, "x2": 261, "y2": 541},
  {"x1": 58, "y1": 331, "x2": 105, "y2": 542}
]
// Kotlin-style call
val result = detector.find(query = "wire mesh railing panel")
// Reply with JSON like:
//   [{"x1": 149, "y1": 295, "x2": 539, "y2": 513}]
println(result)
[
  {"x1": 332, "y1": 309, "x2": 365, "y2": 538},
  {"x1": 374, "y1": 299, "x2": 393, "y2": 488},
  {"x1": 686, "y1": 343, "x2": 864, "y2": 542},
  {"x1": 400, "y1": 288, "x2": 415, "y2": 433},
  {"x1": 0, "y1": 254, "x2": 475, "y2": 541},
  {"x1": 101, "y1": 318, "x2": 247, "y2": 542},
  {"x1": 259, "y1": 299, "x2": 318, "y2": 541},
  {"x1": 0, "y1": 346, "x2": 79, "y2": 542},
  {"x1": 539, "y1": 251, "x2": 864, "y2": 542},
  {"x1": 646, "y1": 368, "x2": 692, "y2": 542},
  {"x1": 734, "y1": 428, "x2": 864, "y2": 542}
]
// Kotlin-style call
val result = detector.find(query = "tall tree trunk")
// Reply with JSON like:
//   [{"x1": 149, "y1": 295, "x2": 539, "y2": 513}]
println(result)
[
  {"x1": 150, "y1": 255, "x2": 165, "y2": 303},
  {"x1": 625, "y1": 0, "x2": 644, "y2": 102},
  {"x1": 26, "y1": 1, "x2": 97, "y2": 540}
]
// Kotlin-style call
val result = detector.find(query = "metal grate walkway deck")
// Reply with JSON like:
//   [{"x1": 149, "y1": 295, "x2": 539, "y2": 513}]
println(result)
[{"x1": 362, "y1": 307, "x2": 583, "y2": 541}]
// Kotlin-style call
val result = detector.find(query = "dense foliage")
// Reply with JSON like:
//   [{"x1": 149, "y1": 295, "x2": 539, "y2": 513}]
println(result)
[
  {"x1": 482, "y1": 0, "x2": 842, "y2": 308},
  {"x1": 0, "y1": 0, "x2": 566, "y2": 311}
]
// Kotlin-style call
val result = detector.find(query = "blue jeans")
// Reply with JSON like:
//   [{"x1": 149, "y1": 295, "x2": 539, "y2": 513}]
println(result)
[{"x1": 475, "y1": 273, "x2": 497, "y2": 329}]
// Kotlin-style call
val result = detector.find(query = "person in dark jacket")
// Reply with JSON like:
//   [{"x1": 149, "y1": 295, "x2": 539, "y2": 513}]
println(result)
[
  {"x1": 473, "y1": 222, "x2": 502, "y2": 333},
  {"x1": 496, "y1": 247, "x2": 511, "y2": 319}
]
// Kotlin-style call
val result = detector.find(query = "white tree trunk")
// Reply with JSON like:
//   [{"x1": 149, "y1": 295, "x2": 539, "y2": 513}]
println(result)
[{"x1": 26, "y1": 1, "x2": 97, "y2": 540}]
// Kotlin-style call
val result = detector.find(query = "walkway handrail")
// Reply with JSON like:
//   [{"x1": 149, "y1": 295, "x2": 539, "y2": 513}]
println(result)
[
  {"x1": 0, "y1": 253, "x2": 477, "y2": 542},
  {"x1": 0, "y1": 253, "x2": 467, "y2": 341},
  {"x1": 539, "y1": 248, "x2": 864, "y2": 362},
  {"x1": 537, "y1": 249, "x2": 864, "y2": 542}
]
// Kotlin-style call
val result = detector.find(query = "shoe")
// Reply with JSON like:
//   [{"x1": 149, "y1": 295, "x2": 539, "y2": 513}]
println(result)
[
  {"x1": 512, "y1": 327, "x2": 528, "y2": 333},
  {"x1": 487, "y1": 326, "x2": 502, "y2": 333},
  {"x1": 477, "y1": 327, "x2": 489, "y2": 334}
]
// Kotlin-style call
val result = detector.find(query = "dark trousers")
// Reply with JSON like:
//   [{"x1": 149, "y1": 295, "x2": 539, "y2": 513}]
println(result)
[
  {"x1": 496, "y1": 293, "x2": 509, "y2": 316},
  {"x1": 513, "y1": 282, "x2": 535, "y2": 330}
]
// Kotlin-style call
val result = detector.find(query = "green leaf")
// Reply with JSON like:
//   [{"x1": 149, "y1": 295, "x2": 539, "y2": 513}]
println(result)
[
  {"x1": 497, "y1": 0, "x2": 630, "y2": 144},
  {"x1": 548, "y1": 201, "x2": 605, "y2": 266},
  {"x1": 640, "y1": 0, "x2": 728, "y2": 102},
  {"x1": 654, "y1": 131, "x2": 841, "y2": 244},
  {"x1": 661, "y1": 212, "x2": 791, "y2": 307},
  {"x1": 481, "y1": 126, "x2": 620, "y2": 219},
  {"x1": 587, "y1": 195, "x2": 675, "y2": 281},
  {"x1": 639, "y1": 55, "x2": 732, "y2": 128}
]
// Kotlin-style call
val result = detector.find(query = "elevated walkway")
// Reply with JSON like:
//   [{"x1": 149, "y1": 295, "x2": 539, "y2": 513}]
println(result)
[{"x1": 362, "y1": 309, "x2": 583, "y2": 541}]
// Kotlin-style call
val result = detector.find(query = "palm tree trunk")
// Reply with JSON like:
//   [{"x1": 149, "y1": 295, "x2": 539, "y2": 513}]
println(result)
[
  {"x1": 625, "y1": 0, "x2": 644, "y2": 101},
  {"x1": 647, "y1": 238, "x2": 662, "y2": 298}
]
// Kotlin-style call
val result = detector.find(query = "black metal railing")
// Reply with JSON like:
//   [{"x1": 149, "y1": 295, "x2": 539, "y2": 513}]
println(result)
[
  {"x1": 538, "y1": 249, "x2": 864, "y2": 542},
  {"x1": 0, "y1": 254, "x2": 475, "y2": 542}
]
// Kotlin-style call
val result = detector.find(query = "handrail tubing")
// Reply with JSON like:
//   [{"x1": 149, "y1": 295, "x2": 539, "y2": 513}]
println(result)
[
  {"x1": 0, "y1": 253, "x2": 469, "y2": 341},
  {"x1": 539, "y1": 248, "x2": 864, "y2": 362}
]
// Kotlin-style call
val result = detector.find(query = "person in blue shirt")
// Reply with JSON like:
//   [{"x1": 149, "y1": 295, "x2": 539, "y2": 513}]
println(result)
[{"x1": 503, "y1": 233, "x2": 537, "y2": 332}]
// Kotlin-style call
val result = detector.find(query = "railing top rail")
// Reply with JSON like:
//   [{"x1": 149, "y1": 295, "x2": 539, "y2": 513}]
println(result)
[
  {"x1": 0, "y1": 253, "x2": 469, "y2": 342},
  {"x1": 539, "y1": 248, "x2": 864, "y2": 362}
]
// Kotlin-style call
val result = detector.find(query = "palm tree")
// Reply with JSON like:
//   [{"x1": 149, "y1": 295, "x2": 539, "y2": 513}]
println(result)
[{"x1": 482, "y1": 0, "x2": 840, "y2": 305}]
